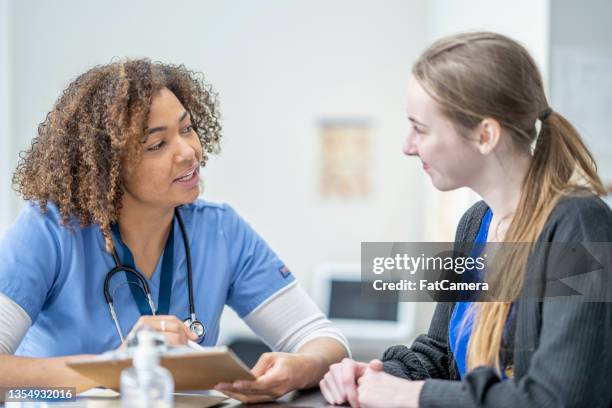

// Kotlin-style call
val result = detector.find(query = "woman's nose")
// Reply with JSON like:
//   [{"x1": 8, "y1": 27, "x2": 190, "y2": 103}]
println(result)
[
  {"x1": 403, "y1": 132, "x2": 418, "y2": 156},
  {"x1": 174, "y1": 137, "x2": 197, "y2": 163}
]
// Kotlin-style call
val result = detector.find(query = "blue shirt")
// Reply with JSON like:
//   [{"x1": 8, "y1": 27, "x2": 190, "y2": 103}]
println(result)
[
  {"x1": 0, "y1": 199, "x2": 294, "y2": 357},
  {"x1": 449, "y1": 208, "x2": 492, "y2": 379}
]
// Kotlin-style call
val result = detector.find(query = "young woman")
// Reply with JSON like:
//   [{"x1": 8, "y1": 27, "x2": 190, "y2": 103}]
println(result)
[
  {"x1": 0, "y1": 59, "x2": 349, "y2": 402},
  {"x1": 320, "y1": 32, "x2": 612, "y2": 407}
]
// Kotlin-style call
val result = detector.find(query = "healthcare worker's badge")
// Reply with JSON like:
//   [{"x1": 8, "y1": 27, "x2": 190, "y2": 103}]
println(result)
[{"x1": 279, "y1": 265, "x2": 291, "y2": 278}]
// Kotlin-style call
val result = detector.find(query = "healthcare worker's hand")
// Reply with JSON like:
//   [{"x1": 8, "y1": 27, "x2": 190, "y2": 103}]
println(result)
[
  {"x1": 214, "y1": 352, "x2": 321, "y2": 403},
  {"x1": 127, "y1": 315, "x2": 198, "y2": 347},
  {"x1": 319, "y1": 358, "x2": 368, "y2": 407},
  {"x1": 355, "y1": 359, "x2": 424, "y2": 408}
]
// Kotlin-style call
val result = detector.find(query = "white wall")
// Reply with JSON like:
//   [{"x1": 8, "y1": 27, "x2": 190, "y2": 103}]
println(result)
[
  {"x1": 550, "y1": 0, "x2": 612, "y2": 48},
  {"x1": 549, "y1": 0, "x2": 612, "y2": 183},
  {"x1": 0, "y1": 0, "x2": 13, "y2": 236}
]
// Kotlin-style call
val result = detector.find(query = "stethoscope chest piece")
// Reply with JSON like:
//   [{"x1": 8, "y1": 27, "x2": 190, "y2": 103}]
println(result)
[{"x1": 184, "y1": 317, "x2": 206, "y2": 340}]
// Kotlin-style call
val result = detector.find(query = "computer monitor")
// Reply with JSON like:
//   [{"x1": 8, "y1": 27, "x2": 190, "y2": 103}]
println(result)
[{"x1": 312, "y1": 263, "x2": 415, "y2": 340}]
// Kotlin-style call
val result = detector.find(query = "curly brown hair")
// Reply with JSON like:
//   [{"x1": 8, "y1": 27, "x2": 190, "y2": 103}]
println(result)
[{"x1": 12, "y1": 59, "x2": 222, "y2": 252}]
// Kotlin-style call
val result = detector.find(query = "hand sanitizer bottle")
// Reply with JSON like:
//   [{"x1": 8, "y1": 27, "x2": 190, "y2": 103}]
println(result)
[{"x1": 120, "y1": 328, "x2": 174, "y2": 408}]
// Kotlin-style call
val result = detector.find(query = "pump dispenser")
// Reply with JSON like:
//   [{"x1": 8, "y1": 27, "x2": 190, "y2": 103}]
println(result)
[{"x1": 120, "y1": 327, "x2": 174, "y2": 408}]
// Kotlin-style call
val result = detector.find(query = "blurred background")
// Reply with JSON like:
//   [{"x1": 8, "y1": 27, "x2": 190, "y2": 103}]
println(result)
[{"x1": 0, "y1": 0, "x2": 610, "y2": 363}]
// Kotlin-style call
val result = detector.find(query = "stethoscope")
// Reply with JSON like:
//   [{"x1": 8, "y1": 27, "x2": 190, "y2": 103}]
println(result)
[{"x1": 103, "y1": 208, "x2": 205, "y2": 343}]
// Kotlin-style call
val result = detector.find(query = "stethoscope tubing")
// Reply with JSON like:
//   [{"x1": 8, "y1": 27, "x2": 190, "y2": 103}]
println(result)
[{"x1": 104, "y1": 207, "x2": 203, "y2": 343}]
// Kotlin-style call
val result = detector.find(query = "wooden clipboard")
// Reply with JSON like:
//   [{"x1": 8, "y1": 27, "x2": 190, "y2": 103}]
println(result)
[{"x1": 66, "y1": 346, "x2": 255, "y2": 391}]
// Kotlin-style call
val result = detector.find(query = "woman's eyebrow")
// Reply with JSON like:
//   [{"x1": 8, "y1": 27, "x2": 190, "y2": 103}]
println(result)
[
  {"x1": 143, "y1": 111, "x2": 190, "y2": 140},
  {"x1": 408, "y1": 116, "x2": 428, "y2": 127}
]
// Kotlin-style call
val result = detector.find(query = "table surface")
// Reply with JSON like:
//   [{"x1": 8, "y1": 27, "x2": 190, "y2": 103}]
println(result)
[{"x1": 223, "y1": 388, "x2": 332, "y2": 407}]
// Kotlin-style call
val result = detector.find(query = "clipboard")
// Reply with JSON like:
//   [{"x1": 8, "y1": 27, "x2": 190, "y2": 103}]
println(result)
[{"x1": 67, "y1": 346, "x2": 255, "y2": 391}]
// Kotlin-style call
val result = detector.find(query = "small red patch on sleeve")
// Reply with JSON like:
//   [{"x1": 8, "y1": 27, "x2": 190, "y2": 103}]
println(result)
[{"x1": 279, "y1": 265, "x2": 291, "y2": 278}]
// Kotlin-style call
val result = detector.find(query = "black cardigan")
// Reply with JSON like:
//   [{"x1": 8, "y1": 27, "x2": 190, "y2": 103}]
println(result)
[{"x1": 382, "y1": 194, "x2": 612, "y2": 408}]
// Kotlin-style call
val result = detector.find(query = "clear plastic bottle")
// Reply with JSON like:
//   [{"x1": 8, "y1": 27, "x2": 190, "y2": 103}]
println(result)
[{"x1": 120, "y1": 328, "x2": 174, "y2": 408}]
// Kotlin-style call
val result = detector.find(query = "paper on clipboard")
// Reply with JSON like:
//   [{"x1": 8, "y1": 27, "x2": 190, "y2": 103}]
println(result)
[{"x1": 66, "y1": 345, "x2": 255, "y2": 391}]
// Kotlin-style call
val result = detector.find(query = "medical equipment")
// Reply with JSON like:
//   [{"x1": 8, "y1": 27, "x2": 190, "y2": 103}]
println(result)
[{"x1": 103, "y1": 208, "x2": 205, "y2": 343}]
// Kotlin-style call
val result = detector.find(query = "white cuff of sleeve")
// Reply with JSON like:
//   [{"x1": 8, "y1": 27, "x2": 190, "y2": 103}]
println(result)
[
  {"x1": 243, "y1": 282, "x2": 351, "y2": 358},
  {"x1": 0, "y1": 293, "x2": 31, "y2": 354}
]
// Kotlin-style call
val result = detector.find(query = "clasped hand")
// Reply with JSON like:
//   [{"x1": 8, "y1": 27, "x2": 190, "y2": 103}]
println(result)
[{"x1": 320, "y1": 358, "x2": 424, "y2": 408}]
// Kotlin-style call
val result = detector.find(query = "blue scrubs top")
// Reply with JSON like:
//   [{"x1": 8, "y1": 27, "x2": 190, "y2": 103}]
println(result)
[{"x1": 0, "y1": 199, "x2": 294, "y2": 357}]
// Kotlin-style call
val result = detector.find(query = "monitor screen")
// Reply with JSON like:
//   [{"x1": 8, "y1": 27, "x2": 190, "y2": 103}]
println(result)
[{"x1": 328, "y1": 280, "x2": 399, "y2": 322}]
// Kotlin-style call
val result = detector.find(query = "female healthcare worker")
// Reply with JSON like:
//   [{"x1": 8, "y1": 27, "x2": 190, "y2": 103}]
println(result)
[
  {"x1": 320, "y1": 32, "x2": 612, "y2": 407},
  {"x1": 0, "y1": 59, "x2": 349, "y2": 403}
]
